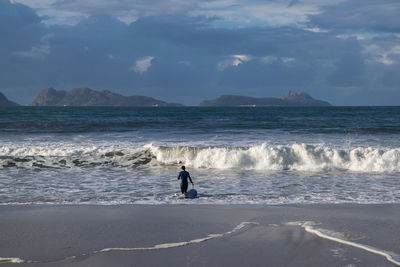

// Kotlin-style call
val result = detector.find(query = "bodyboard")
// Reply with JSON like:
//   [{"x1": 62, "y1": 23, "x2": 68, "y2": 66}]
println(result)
[{"x1": 185, "y1": 189, "x2": 197, "y2": 199}]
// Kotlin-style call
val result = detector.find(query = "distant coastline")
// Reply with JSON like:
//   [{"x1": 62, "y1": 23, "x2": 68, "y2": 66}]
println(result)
[
  {"x1": 1, "y1": 88, "x2": 331, "y2": 107},
  {"x1": 199, "y1": 91, "x2": 331, "y2": 107},
  {"x1": 31, "y1": 88, "x2": 182, "y2": 107}
]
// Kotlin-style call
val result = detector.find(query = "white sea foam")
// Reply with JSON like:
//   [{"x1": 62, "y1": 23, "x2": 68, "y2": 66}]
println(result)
[
  {"x1": 100, "y1": 221, "x2": 257, "y2": 252},
  {"x1": 1, "y1": 142, "x2": 399, "y2": 172},
  {"x1": 0, "y1": 257, "x2": 24, "y2": 264},
  {"x1": 149, "y1": 143, "x2": 400, "y2": 172},
  {"x1": 288, "y1": 221, "x2": 400, "y2": 266}
]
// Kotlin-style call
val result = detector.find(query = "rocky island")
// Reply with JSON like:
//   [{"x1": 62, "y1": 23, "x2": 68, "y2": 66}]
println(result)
[
  {"x1": 31, "y1": 88, "x2": 182, "y2": 107},
  {"x1": 0, "y1": 92, "x2": 19, "y2": 106},
  {"x1": 199, "y1": 91, "x2": 331, "y2": 107}
]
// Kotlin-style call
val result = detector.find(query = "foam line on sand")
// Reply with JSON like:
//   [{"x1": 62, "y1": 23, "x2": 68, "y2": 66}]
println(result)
[
  {"x1": 287, "y1": 221, "x2": 400, "y2": 266},
  {"x1": 99, "y1": 221, "x2": 258, "y2": 252},
  {"x1": 0, "y1": 258, "x2": 24, "y2": 264}
]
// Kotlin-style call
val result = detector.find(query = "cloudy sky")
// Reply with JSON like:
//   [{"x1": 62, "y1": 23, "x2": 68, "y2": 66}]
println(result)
[{"x1": 1, "y1": 0, "x2": 399, "y2": 105}]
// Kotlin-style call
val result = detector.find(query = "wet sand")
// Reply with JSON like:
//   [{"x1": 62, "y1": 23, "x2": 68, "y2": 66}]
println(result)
[{"x1": 0, "y1": 204, "x2": 399, "y2": 266}]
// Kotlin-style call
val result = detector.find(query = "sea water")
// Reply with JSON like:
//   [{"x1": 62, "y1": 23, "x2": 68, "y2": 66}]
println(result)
[{"x1": 0, "y1": 106, "x2": 399, "y2": 205}]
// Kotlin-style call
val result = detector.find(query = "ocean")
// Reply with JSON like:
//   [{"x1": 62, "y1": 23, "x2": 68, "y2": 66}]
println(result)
[{"x1": 1, "y1": 106, "x2": 399, "y2": 205}]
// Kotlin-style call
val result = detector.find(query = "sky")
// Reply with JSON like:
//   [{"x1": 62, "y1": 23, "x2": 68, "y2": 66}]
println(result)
[{"x1": 1, "y1": 0, "x2": 399, "y2": 105}]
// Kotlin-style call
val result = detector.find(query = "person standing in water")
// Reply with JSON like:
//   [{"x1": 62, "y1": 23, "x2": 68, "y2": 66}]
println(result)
[{"x1": 177, "y1": 166, "x2": 193, "y2": 194}]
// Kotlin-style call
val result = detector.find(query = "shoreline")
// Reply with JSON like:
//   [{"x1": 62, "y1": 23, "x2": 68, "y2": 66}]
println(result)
[{"x1": 1, "y1": 204, "x2": 399, "y2": 266}]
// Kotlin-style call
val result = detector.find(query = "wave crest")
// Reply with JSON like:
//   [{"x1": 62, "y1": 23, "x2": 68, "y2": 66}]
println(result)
[
  {"x1": 1, "y1": 143, "x2": 399, "y2": 172},
  {"x1": 149, "y1": 143, "x2": 400, "y2": 172}
]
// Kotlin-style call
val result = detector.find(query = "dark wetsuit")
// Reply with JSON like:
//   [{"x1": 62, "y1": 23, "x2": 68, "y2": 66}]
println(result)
[{"x1": 177, "y1": 170, "x2": 193, "y2": 194}]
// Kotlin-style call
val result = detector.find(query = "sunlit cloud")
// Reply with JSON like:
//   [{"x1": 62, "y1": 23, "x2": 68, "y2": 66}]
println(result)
[
  {"x1": 281, "y1": 57, "x2": 295, "y2": 64},
  {"x1": 130, "y1": 56, "x2": 154, "y2": 73},
  {"x1": 363, "y1": 44, "x2": 400, "y2": 65},
  {"x1": 217, "y1": 54, "x2": 296, "y2": 70},
  {"x1": 217, "y1": 54, "x2": 251, "y2": 71},
  {"x1": 303, "y1": 27, "x2": 329, "y2": 33}
]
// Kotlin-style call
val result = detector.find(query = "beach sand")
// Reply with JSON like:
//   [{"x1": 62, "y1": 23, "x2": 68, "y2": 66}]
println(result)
[{"x1": 0, "y1": 204, "x2": 399, "y2": 266}]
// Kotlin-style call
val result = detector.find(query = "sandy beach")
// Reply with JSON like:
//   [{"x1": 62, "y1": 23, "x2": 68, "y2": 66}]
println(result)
[{"x1": 0, "y1": 204, "x2": 399, "y2": 266}]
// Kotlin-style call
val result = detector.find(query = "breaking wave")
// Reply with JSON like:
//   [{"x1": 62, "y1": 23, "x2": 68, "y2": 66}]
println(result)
[{"x1": 1, "y1": 143, "x2": 399, "y2": 173}]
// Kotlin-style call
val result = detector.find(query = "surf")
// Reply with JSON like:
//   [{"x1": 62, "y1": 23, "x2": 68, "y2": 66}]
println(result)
[{"x1": 1, "y1": 143, "x2": 400, "y2": 173}]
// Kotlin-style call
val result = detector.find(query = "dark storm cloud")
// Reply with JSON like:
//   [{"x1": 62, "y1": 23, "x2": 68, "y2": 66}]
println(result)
[
  {"x1": 0, "y1": 0, "x2": 44, "y2": 53},
  {"x1": 308, "y1": 0, "x2": 400, "y2": 33},
  {"x1": 41, "y1": 15, "x2": 367, "y2": 103},
  {"x1": 0, "y1": 0, "x2": 48, "y2": 102},
  {"x1": 1, "y1": 0, "x2": 400, "y2": 105}
]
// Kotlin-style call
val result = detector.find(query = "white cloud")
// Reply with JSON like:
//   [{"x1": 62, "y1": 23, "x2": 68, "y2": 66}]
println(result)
[
  {"x1": 363, "y1": 44, "x2": 400, "y2": 65},
  {"x1": 281, "y1": 57, "x2": 295, "y2": 64},
  {"x1": 377, "y1": 54, "x2": 394, "y2": 65},
  {"x1": 217, "y1": 54, "x2": 251, "y2": 71},
  {"x1": 304, "y1": 27, "x2": 329, "y2": 33},
  {"x1": 336, "y1": 34, "x2": 365, "y2": 41},
  {"x1": 380, "y1": 45, "x2": 400, "y2": 65},
  {"x1": 217, "y1": 54, "x2": 296, "y2": 70},
  {"x1": 13, "y1": 44, "x2": 51, "y2": 60},
  {"x1": 131, "y1": 56, "x2": 154, "y2": 73},
  {"x1": 232, "y1": 54, "x2": 251, "y2": 66},
  {"x1": 261, "y1": 55, "x2": 295, "y2": 64}
]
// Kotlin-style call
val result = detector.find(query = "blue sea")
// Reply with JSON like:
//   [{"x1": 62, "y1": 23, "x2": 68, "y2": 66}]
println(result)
[{"x1": 0, "y1": 106, "x2": 399, "y2": 205}]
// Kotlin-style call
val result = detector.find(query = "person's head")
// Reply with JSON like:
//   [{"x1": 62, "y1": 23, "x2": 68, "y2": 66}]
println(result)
[{"x1": 181, "y1": 165, "x2": 186, "y2": 170}]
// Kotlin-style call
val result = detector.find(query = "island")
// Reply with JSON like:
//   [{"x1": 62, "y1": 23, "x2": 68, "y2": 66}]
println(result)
[
  {"x1": 198, "y1": 91, "x2": 331, "y2": 107},
  {"x1": 0, "y1": 92, "x2": 19, "y2": 106},
  {"x1": 31, "y1": 88, "x2": 182, "y2": 107}
]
